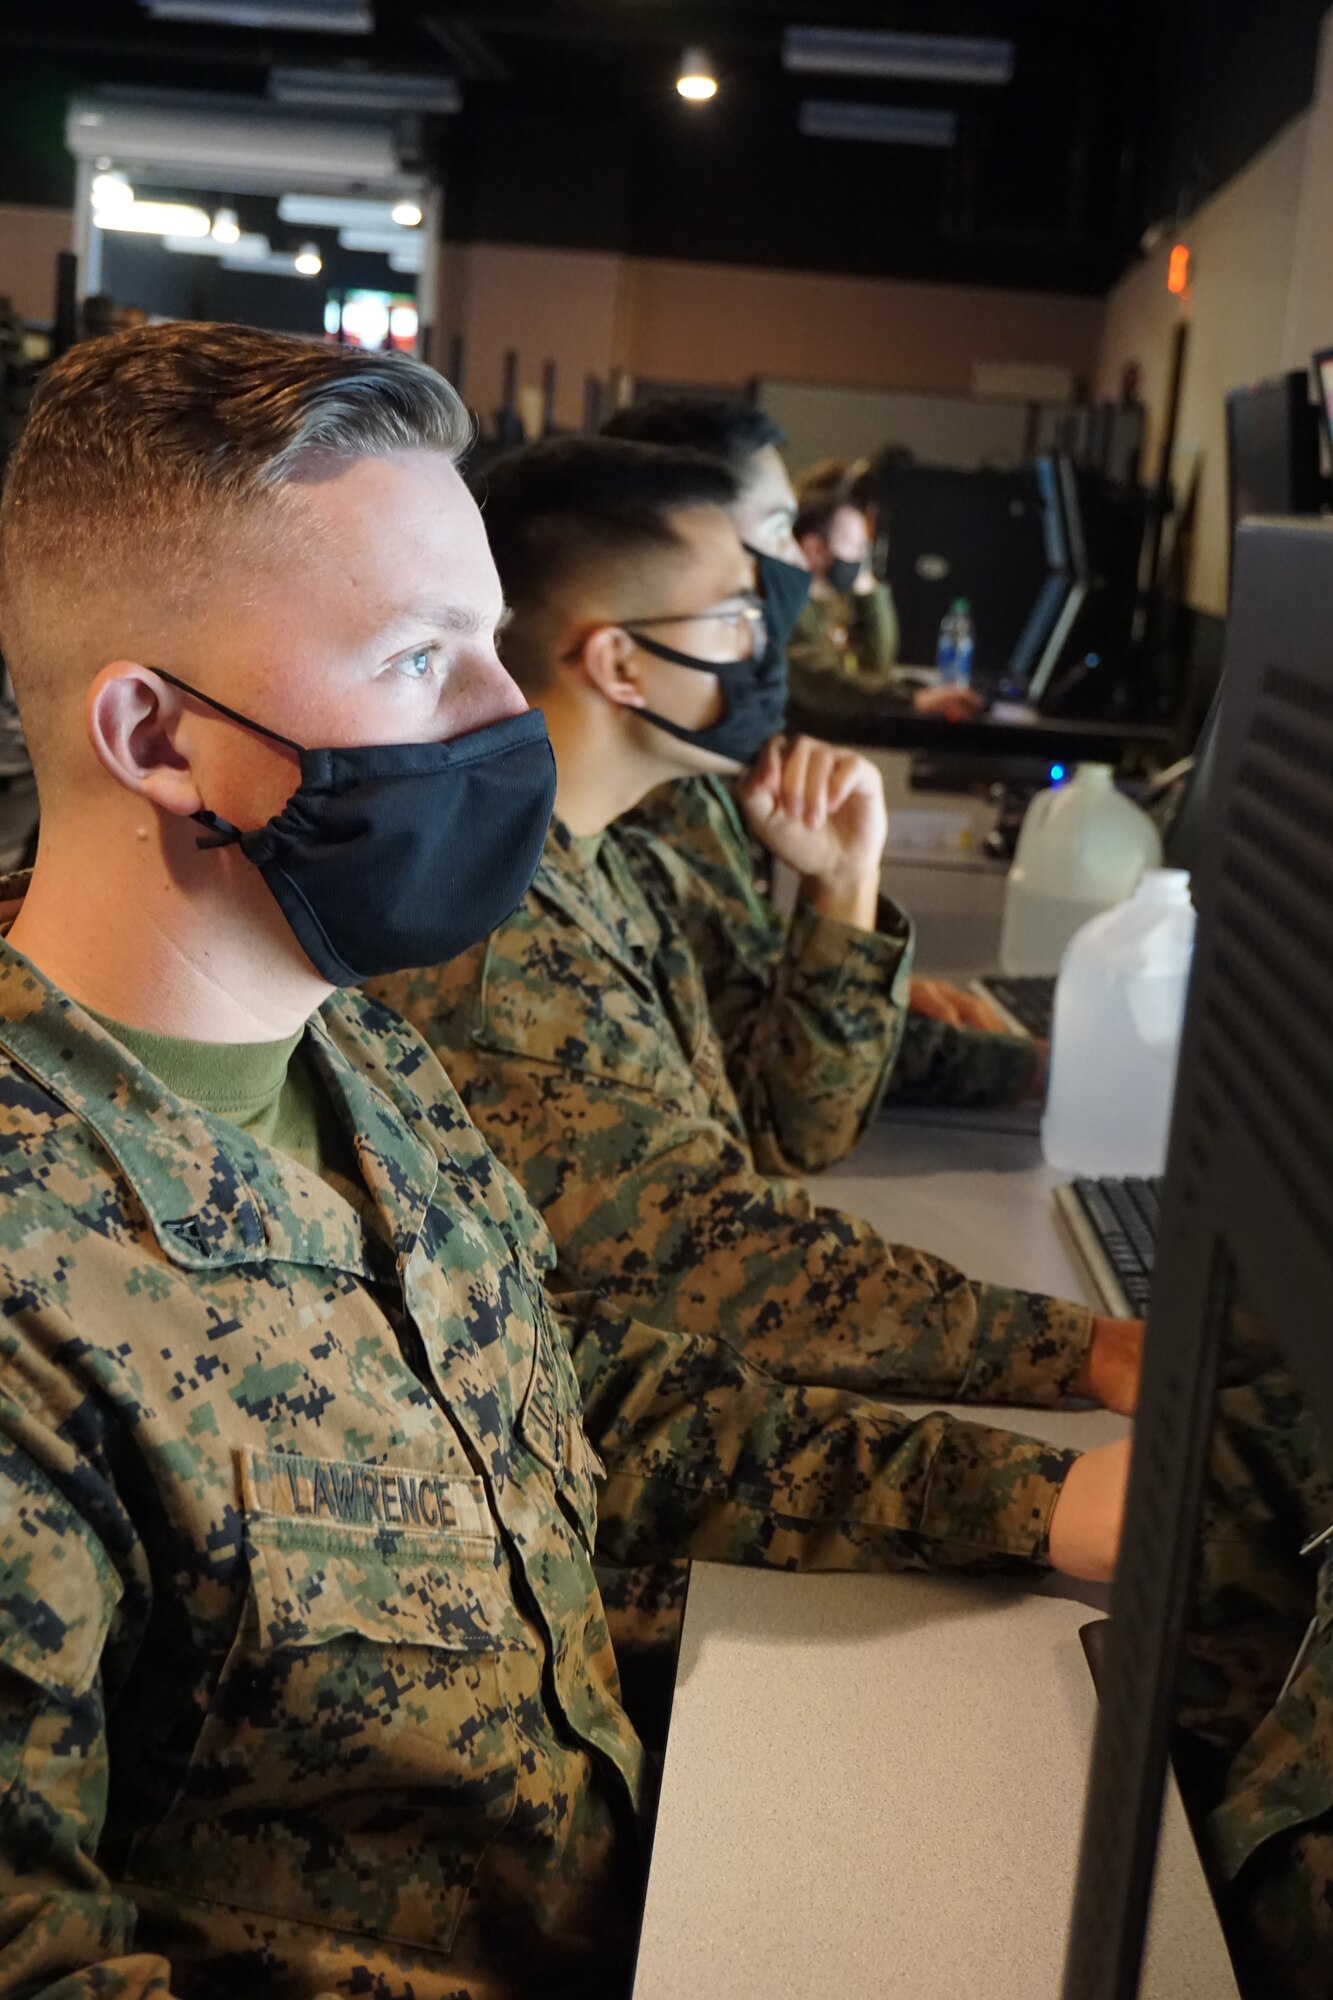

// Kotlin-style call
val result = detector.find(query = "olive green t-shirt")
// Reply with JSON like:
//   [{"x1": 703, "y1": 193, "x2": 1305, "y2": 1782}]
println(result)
[{"x1": 91, "y1": 1012, "x2": 364, "y2": 1204}]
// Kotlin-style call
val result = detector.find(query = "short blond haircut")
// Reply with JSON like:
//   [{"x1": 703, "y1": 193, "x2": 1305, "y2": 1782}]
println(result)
[{"x1": 0, "y1": 321, "x2": 471, "y2": 790}]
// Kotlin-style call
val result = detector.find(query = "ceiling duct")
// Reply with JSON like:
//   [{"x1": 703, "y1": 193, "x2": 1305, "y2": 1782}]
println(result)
[
  {"x1": 140, "y1": 0, "x2": 372, "y2": 29},
  {"x1": 269, "y1": 68, "x2": 460, "y2": 114},
  {"x1": 67, "y1": 92, "x2": 415, "y2": 197},
  {"x1": 784, "y1": 28, "x2": 1013, "y2": 86},
  {"x1": 799, "y1": 101, "x2": 959, "y2": 147}
]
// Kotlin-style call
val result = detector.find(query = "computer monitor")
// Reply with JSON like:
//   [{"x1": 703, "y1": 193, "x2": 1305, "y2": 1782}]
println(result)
[
  {"x1": 1225, "y1": 373, "x2": 1322, "y2": 546},
  {"x1": 881, "y1": 463, "x2": 1049, "y2": 676},
  {"x1": 1312, "y1": 346, "x2": 1333, "y2": 473},
  {"x1": 1004, "y1": 456, "x2": 1075, "y2": 692},
  {"x1": 1063, "y1": 518, "x2": 1333, "y2": 1999},
  {"x1": 1158, "y1": 679, "x2": 1224, "y2": 877}
]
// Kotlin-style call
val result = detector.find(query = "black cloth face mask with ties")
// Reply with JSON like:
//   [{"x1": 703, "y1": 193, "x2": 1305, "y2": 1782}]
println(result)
[
  {"x1": 152, "y1": 669, "x2": 557, "y2": 986},
  {"x1": 826, "y1": 556, "x2": 862, "y2": 596},
  {"x1": 625, "y1": 547, "x2": 812, "y2": 767}
]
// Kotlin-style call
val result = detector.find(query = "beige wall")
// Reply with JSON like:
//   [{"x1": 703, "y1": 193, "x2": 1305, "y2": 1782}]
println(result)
[
  {"x1": 618, "y1": 258, "x2": 1103, "y2": 395},
  {"x1": 443, "y1": 241, "x2": 626, "y2": 430},
  {"x1": 0, "y1": 204, "x2": 73, "y2": 322},
  {"x1": 1283, "y1": 9, "x2": 1333, "y2": 368},
  {"x1": 1095, "y1": 112, "x2": 1313, "y2": 614},
  {"x1": 444, "y1": 241, "x2": 1105, "y2": 439}
]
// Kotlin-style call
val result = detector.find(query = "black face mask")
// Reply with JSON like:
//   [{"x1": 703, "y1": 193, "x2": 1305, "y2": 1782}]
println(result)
[
  {"x1": 153, "y1": 669, "x2": 556, "y2": 986},
  {"x1": 626, "y1": 545, "x2": 812, "y2": 767},
  {"x1": 826, "y1": 556, "x2": 861, "y2": 595},
  {"x1": 746, "y1": 543, "x2": 813, "y2": 653},
  {"x1": 629, "y1": 624, "x2": 789, "y2": 768}
]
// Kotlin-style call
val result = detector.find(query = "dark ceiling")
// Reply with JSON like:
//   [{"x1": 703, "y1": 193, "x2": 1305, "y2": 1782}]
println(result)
[{"x1": 1, "y1": 0, "x2": 1326, "y2": 296}]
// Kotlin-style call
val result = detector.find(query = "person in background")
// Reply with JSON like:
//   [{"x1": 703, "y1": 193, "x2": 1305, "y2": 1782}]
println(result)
[
  {"x1": 602, "y1": 394, "x2": 1041, "y2": 1108},
  {"x1": 373, "y1": 434, "x2": 1139, "y2": 1733},
  {"x1": 788, "y1": 468, "x2": 901, "y2": 700}
]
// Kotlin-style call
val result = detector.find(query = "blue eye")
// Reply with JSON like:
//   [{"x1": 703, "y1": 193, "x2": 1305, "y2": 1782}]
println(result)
[{"x1": 396, "y1": 647, "x2": 434, "y2": 680}]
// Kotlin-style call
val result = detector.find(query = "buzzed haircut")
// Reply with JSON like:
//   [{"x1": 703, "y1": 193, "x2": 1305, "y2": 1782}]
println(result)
[
  {"x1": 601, "y1": 396, "x2": 785, "y2": 478},
  {"x1": 479, "y1": 435, "x2": 738, "y2": 692},
  {"x1": 0, "y1": 321, "x2": 470, "y2": 788}
]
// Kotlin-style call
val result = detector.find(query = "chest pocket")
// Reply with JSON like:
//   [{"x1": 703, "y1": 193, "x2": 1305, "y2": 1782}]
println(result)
[
  {"x1": 124, "y1": 1449, "x2": 525, "y2": 1957},
  {"x1": 519, "y1": 1305, "x2": 604, "y2": 1556}
]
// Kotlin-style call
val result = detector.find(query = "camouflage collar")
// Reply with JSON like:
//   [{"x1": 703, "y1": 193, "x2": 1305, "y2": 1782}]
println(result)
[
  {"x1": 0, "y1": 919, "x2": 436, "y2": 1277},
  {"x1": 535, "y1": 819, "x2": 662, "y2": 992}
]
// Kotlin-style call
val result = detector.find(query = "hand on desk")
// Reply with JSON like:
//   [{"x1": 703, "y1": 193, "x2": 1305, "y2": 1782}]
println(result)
[
  {"x1": 911, "y1": 684, "x2": 985, "y2": 721},
  {"x1": 909, "y1": 977, "x2": 1007, "y2": 1034},
  {"x1": 1048, "y1": 1436, "x2": 1132, "y2": 1582},
  {"x1": 1071, "y1": 1316, "x2": 1145, "y2": 1416}
]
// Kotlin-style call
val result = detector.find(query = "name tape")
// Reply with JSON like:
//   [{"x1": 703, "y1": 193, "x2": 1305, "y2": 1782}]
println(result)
[{"x1": 245, "y1": 1449, "x2": 490, "y2": 1538}]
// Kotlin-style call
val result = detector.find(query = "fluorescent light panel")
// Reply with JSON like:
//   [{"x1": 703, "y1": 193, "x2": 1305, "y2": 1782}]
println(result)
[
  {"x1": 164, "y1": 230, "x2": 271, "y2": 259},
  {"x1": 269, "y1": 67, "x2": 460, "y2": 113},
  {"x1": 141, "y1": 0, "x2": 372, "y2": 28},
  {"x1": 278, "y1": 194, "x2": 410, "y2": 230},
  {"x1": 784, "y1": 28, "x2": 1014, "y2": 86},
  {"x1": 799, "y1": 101, "x2": 958, "y2": 147},
  {"x1": 339, "y1": 228, "x2": 424, "y2": 269},
  {"x1": 94, "y1": 199, "x2": 213, "y2": 235},
  {"x1": 220, "y1": 248, "x2": 312, "y2": 274}
]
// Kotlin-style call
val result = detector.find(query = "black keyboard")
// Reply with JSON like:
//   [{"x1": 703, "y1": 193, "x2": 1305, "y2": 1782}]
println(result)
[
  {"x1": 980, "y1": 974, "x2": 1056, "y2": 1040},
  {"x1": 1068, "y1": 1175, "x2": 1163, "y2": 1318}
]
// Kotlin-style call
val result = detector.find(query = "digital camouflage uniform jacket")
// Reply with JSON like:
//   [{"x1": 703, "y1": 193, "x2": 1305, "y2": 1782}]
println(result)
[
  {"x1": 622, "y1": 774, "x2": 1041, "y2": 1108},
  {"x1": 373, "y1": 816, "x2": 1092, "y2": 1414},
  {"x1": 0, "y1": 903, "x2": 1078, "y2": 2000},
  {"x1": 1174, "y1": 1336, "x2": 1333, "y2": 1998}
]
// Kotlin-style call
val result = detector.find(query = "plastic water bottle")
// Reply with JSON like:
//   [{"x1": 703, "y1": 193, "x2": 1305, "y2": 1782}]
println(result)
[
  {"x1": 952, "y1": 600, "x2": 974, "y2": 687},
  {"x1": 999, "y1": 763, "x2": 1162, "y2": 975},
  {"x1": 935, "y1": 604, "x2": 958, "y2": 681},
  {"x1": 1042, "y1": 871, "x2": 1197, "y2": 1176}
]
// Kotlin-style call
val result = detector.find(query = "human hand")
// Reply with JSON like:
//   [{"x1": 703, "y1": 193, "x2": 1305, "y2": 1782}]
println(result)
[
  {"x1": 741, "y1": 734, "x2": 888, "y2": 929},
  {"x1": 1070, "y1": 1317, "x2": 1145, "y2": 1416},
  {"x1": 913, "y1": 684, "x2": 985, "y2": 720},
  {"x1": 909, "y1": 977, "x2": 1008, "y2": 1034},
  {"x1": 1047, "y1": 1436, "x2": 1132, "y2": 1582}
]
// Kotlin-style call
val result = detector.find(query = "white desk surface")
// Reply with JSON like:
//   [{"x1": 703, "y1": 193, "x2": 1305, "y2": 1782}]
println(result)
[{"x1": 632, "y1": 1119, "x2": 1238, "y2": 2000}]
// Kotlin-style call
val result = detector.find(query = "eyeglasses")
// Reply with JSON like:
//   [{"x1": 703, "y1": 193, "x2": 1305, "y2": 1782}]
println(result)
[{"x1": 624, "y1": 595, "x2": 767, "y2": 662}]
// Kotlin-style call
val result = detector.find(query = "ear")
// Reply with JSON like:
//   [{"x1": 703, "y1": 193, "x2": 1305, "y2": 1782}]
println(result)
[
  {"x1": 797, "y1": 532, "x2": 824, "y2": 570},
  {"x1": 85, "y1": 664, "x2": 206, "y2": 818},
  {"x1": 575, "y1": 626, "x2": 649, "y2": 712}
]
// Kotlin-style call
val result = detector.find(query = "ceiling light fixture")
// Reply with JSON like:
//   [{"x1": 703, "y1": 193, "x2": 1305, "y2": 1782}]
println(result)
[
  {"x1": 165, "y1": 230, "x2": 270, "y2": 260},
  {"x1": 91, "y1": 170, "x2": 134, "y2": 212},
  {"x1": 268, "y1": 66, "x2": 460, "y2": 113},
  {"x1": 140, "y1": 0, "x2": 373, "y2": 30},
  {"x1": 391, "y1": 199, "x2": 423, "y2": 227},
  {"x1": 94, "y1": 199, "x2": 213, "y2": 237},
  {"x1": 211, "y1": 206, "x2": 241, "y2": 243},
  {"x1": 799, "y1": 101, "x2": 958, "y2": 147},
  {"x1": 784, "y1": 28, "x2": 1014, "y2": 87},
  {"x1": 676, "y1": 47, "x2": 718, "y2": 101},
  {"x1": 294, "y1": 242, "x2": 323, "y2": 275}
]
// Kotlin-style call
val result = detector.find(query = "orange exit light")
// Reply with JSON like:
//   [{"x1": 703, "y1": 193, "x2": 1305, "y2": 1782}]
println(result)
[{"x1": 1167, "y1": 243, "x2": 1191, "y2": 295}]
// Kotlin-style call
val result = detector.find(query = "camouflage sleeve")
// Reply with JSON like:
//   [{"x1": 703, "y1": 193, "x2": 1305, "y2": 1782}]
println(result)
[
  {"x1": 888, "y1": 1010, "x2": 1041, "y2": 1108},
  {"x1": 847, "y1": 584, "x2": 899, "y2": 676},
  {"x1": 1172, "y1": 1358, "x2": 1333, "y2": 1994},
  {"x1": 560, "y1": 1294, "x2": 1077, "y2": 1575},
  {"x1": 0, "y1": 1393, "x2": 175, "y2": 2000},
  {"x1": 461, "y1": 1042, "x2": 1091, "y2": 1408},
  {"x1": 618, "y1": 785, "x2": 912, "y2": 1174}
]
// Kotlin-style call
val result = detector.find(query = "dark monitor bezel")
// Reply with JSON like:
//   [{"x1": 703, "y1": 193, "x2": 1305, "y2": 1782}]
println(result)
[
  {"x1": 1062, "y1": 518, "x2": 1333, "y2": 1999},
  {"x1": 1311, "y1": 345, "x2": 1333, "y2": 474}
]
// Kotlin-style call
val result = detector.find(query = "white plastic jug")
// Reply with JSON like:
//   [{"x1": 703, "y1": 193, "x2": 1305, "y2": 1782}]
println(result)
[
  {"x1": 999, "y1": 764, "x2": 1162, "y2": 975},
  {"x1": 1041, "y1": 870, "x2": 1197, "y2": 1177}
]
